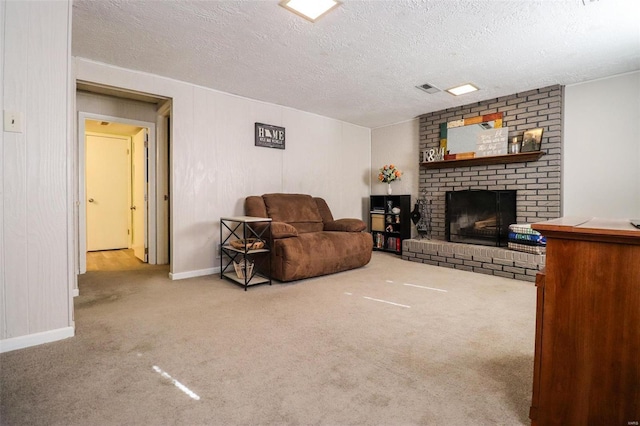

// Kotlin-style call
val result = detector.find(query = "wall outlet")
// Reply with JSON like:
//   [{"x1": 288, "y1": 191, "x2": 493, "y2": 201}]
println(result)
[{"x1": 4, "y1": 110, "x2": 24, "y2": 133}]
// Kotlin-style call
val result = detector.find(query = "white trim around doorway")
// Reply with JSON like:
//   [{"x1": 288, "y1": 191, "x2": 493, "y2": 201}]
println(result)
[{"x1": 77, "y1": 112, "x2": 157, "y2": 275}]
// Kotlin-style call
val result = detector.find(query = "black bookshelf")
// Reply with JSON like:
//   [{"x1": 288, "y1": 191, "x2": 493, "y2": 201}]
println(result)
[{"x1": 370, "y1": 195, "x2": 411, "y2": 255}]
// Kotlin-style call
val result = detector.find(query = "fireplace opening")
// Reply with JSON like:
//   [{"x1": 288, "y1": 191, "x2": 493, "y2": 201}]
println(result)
[{"x1": 445, "y1": 189, "x2": 516, "y2": 247}]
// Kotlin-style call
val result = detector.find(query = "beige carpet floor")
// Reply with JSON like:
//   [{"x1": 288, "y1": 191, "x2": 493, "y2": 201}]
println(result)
[{"x1": 0, "y1": 252, "x2": 537, "y2": 425}]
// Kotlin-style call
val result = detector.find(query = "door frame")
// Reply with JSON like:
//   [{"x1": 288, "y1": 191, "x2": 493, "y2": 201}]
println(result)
[
  {"x1": 130, "y1": 127, "x2": 148, "y2": 262},
  {"x1": 155, "y1": 100, "x2": 171, "y2": 265},
  {"x1": 78, "y1": 112, "x2": 156, "y2": 273}
]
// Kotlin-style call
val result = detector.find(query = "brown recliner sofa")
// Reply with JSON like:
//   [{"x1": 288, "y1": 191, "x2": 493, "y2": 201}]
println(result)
[{"x1": 245, "y1": 193, "x2": 373, "y2": 282}]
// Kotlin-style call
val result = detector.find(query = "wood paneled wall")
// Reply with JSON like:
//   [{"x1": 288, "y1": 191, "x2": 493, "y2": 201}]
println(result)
[
  {"x1": 1, "y1": 1, "x2": 73, "y2": 345},
  {"x1": 74, "y1": 58, "x2": 371, "y2": 278}
]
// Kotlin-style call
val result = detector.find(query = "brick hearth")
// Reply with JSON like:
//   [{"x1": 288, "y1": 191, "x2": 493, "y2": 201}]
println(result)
[{"x1": 402, "y1": 239, "x2": 544, "y2": 282}]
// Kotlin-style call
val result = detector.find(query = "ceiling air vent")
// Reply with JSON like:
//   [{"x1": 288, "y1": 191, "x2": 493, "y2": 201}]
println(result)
[{"x1": 416, "y1": 83, "x2": 440, "y2": 94}]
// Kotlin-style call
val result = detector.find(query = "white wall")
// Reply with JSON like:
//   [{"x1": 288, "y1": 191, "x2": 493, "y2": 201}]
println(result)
[
  {"x1": 371, "y1": 119, "x2": 419, "y2": 235},
  {"x1": 564, "y1": 71, "x2": 640, "y2": 218},
  {"x1": 1, "y1": 1, "x2": 74, "y2": 351},
  {"x1": 0, "y1": 0, "x2": 5, "y2": 350},
  {"x1": 371, "y1": 119, "x2": 419, "y2": 197},
  {"x1": 74, "y1": 58, "x2": 371, "y2": 279},
  {"x1": 369, "y1": 119, "x2": 420, "y2": 235},
  {"x1": 76, "y1": 91, "x2": 158, "y2": 123}
]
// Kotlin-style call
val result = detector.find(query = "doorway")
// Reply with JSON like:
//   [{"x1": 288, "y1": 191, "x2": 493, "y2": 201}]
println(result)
[
  {"x1": 74, "y1": 84, "x2": 172, "y2": 286},
  {"x1": 78, "y1": 114, "x2": 156, "y2": 274}
]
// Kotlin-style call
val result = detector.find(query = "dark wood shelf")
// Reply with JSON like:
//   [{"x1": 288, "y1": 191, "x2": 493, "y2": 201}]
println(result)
[{"x1": 421, "y1": 151, "x2": 545, "y2": 169}]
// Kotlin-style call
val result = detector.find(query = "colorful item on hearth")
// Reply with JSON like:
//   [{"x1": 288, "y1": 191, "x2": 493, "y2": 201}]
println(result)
[
  {"x1": 509, "y1": 224, "x2": 542, "y2": 236},
  {"x1": 507, "y1": 223, "x2": 546, "y2": 254},
  {"x1": 508, "y1": 242, "x2": 546, "y2": 254},
  {"x1": 508, "y1": 232, "x2": 546, "y2": 245},
  {"x1": 378, "y1": 164, "x2": 402, "y2": 183}
]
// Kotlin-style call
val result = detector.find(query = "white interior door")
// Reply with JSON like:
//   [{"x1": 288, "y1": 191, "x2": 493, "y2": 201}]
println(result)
[
  {"x1": 86, "y1": 134, "x2": 130, "y2": 251},
  {"x1": 132, "y1": 128, "x2": 148, "y2": 262}
]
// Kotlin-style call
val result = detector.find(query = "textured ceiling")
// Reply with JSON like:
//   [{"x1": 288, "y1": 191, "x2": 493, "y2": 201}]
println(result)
[
  {"x1": 72, "y1": 0, "x2": 640, "y2": 129},
  {"x1": 85, "y1": 119, "x2": 143, "y2": 136}
]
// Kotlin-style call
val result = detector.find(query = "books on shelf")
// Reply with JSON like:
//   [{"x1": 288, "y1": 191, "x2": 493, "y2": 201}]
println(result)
[
  {"x1": 373, "y1": 233, "x2": 401, "y2": 252},
  {"x1": 370, "y1": 195, "x2": 409, "y2": 255},
  {"x1": 373, "y1": 232, "x2": 384, "y2": 249}
]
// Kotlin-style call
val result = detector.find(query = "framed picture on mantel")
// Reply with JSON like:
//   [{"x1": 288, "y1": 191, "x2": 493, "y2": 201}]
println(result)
[{"x1": 521, "y1": 127, "x2": 543, "y2": 152}]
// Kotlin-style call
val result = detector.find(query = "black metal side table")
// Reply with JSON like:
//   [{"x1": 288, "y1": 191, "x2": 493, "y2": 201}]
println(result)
[{"x1": 220, "y1": 216, "x2": 271, "y2": 290}]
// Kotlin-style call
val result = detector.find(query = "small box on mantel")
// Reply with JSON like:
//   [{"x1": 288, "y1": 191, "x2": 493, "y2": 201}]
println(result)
[{"x1": 456, "y1": 152, "x2": 475, "y2": 159}]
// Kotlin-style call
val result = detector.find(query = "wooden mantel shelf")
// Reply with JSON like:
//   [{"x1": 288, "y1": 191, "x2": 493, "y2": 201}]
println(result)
[{"x1": 421, "y1": 151, "x2": 545, "y2": 169}]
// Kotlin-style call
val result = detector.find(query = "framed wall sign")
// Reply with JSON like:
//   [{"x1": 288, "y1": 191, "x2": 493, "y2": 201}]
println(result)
[
  {"x1": 475, "y1": 126, "x2": 509, "y2": 157},
  {"x1": 255, "y1": 123, "x2": 285, "y2": 149}
]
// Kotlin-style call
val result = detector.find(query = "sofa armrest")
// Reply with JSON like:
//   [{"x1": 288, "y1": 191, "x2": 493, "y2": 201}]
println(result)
[
  {"x1": 324, "y1": 218, "x2": 367, "y2": 232},
  {"x1": 271, "y1": 221, "x2": 299, "y2": 239}
]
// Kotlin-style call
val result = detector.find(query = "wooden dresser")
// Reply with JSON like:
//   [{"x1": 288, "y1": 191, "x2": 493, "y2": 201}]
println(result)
[{"x1": 529, "y1": 217, "x2": 640, "y2": 426}]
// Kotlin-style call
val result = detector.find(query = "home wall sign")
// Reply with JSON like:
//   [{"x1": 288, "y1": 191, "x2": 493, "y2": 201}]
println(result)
[{"x1": 255, "y1": 123, "x2": 285, "y2": 149}]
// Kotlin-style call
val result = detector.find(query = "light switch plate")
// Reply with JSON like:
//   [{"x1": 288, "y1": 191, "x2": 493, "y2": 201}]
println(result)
[{"x1": 4, "y1": 110, "x2": 23, "y2": 133}]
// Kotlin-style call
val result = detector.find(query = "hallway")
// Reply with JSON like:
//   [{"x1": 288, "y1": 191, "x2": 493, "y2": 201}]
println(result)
[{"x1": 86, "y1": 249, "x2": 145, "y2": 271}]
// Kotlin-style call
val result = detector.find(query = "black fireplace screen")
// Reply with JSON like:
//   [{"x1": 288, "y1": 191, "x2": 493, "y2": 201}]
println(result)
[{"x1": 445, "y1": 190, "x2": 516, "y2": 247}]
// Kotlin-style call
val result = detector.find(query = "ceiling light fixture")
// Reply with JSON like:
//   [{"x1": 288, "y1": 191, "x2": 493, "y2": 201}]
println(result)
[
  {"x1": 446, "y1": 83, "x2": 479, "y2": 96},
  {"x1": 279, "y1": 0, "x2": 341, "y2": 22}
]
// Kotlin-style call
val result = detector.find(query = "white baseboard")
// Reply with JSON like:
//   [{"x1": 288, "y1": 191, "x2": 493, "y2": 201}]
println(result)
[
  {"x1": 0, "y1": 326, "x2": 75, "y2": 353},
  {"x1": 169, "y1": 266, "x2": 220, "y2": 280},
  {"x1": 72, "y1": 288, "x2": 79, "y2": 297}
]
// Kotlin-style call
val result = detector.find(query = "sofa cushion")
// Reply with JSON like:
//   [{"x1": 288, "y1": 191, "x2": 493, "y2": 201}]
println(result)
[
  {"x1": 271, "y1": 231, "x2": 373, "y2": 281},
  {"x1": 245, "y1": 195, "x2": 268, "y2": 218},
  {"x1": 324, "y1": 219, "x2": 367, "y2": 232},
  {"x1": 271, "y1": 222, "x2": 298, "y2": 239},
  {"x1": 314, "y1": 197, "x2": 334, "y2": 223},
  {"x1": 263, "y1": 193, "x2": 323, "y2": 233}
]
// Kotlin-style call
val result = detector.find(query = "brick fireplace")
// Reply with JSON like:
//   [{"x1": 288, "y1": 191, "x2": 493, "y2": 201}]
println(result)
[
  {"x1": 446, "y1": 189, "x2": 516, "y2": 247},
  {"x1": 402, "y1": 85, "x2": 563, "y2": 282}
]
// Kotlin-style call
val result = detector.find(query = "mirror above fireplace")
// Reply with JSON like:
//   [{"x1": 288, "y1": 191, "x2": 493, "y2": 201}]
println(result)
[{"x1": 440, "y1": 112, "x2": 503, "y2": 154}]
